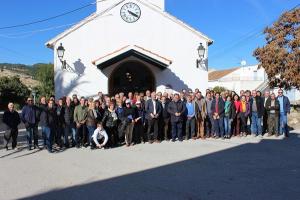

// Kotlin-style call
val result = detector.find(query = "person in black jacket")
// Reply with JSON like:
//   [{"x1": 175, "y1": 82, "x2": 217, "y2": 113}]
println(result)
[
  {"x1": 64, "y1": 97, "x2": 75, "y2": 148},
  {"x1": 167, "y1": 94, "x2": 186, "y2": 142},
  {"x1": 265, "y1": 93, "x2": 280, "y2": 137},
  {"x1": 250, "y1": 90, "x2": 264, "y2": 137},
  {"x1": 123, "y1": 99, "x2": 136, "y2": 146},
  {"x1": 56, "y1": 98, "x2": 65, "y2": 147},
  {"x1": 134, "y1": 101, "x2": 146, "y2": 143},
  {"x1": 161, "y1": 96, "x2": 170, "y2": 141},
  {"x1": 102, "y1": 102, "x2": 118, "y2": 147},
  {"x1": 48, "y1": 99, "x2": 58, "y2": 150},
  {"x1": 3, "y1": 103, "x2": 21, "y2": 150},
  {"x1": 145, "y1": 92, "x2": 162, "y2": 143},
  {"x1": 211, "y1": 93, "x2": 225, "y2": 139},
  {"x1": 37, "y1": 96, "x2": 49, "y2": 149}
]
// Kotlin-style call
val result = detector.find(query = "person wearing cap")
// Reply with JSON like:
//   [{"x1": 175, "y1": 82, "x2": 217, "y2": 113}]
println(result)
[
  {"x1": 3, "y1": 102, "x2": 21, "y2": 150},
  {"x1": 134, "y1": 100, "x2": 146, "y2": 143},
  {"x1": 145, "y1": 92, "x2": 162, "y2": 143},
  {"x1": 123, "y1": 99, "x2": 136, "y2": 146},
  {"x1": 21, "y1": 97, "x2": 39, "y2": 150}
]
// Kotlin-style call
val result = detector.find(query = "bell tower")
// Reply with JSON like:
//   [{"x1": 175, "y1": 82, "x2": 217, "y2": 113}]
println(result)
[{"x1": 96, "y1": 0, "x2": 165, "y2": 13}]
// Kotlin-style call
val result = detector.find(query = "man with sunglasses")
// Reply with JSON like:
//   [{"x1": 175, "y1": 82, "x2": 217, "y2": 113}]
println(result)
[
  {"x1": 21, "y1": 97, "x2": 38, "y2": 150},
  {"x1": 277, "y1": 89, "x2": 290, "y2": 137}
]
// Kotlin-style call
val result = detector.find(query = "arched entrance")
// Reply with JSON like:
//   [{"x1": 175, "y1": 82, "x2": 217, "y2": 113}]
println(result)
[{"x1": 109, "y1": 61, "x2": 155, "y2": 95}]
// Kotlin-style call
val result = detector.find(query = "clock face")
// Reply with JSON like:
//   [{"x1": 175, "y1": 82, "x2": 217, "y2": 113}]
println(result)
[{"x1": 120, "y1": 2, "x2": 141, "y2": 23}]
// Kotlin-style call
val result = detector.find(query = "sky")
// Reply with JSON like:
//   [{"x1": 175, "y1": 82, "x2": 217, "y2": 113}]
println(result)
[{"x1": 0, "y1": 0, "x2": 298, "y2": 69}]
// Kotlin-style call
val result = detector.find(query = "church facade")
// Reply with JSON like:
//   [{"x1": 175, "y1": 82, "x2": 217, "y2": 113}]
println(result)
[{"x1": 46, "y1": 0, "x2": 213, "y2": 98}]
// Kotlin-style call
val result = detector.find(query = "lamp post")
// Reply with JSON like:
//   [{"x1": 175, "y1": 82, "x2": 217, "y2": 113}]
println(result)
[
  {"x1": 196, "y1": 43, "x2": 206, "y2": 70},
  {"x1": 57, "y1": 43, "x2": 66, "y2": 70},
  {"x1": 32, "y1": 89, "x2": 36, "y2": 105}
]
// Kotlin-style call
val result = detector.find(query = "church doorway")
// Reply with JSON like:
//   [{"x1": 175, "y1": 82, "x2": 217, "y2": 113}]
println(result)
[{"x1": 109, "y1": 61, "x2": 155, "y2": 96}]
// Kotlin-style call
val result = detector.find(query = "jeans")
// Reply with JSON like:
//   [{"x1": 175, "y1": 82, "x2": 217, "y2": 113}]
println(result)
[
  {"x1": 279, "y1": 112, "x2": 289, "y2": 136},
  {"x1": 185, "y1": 117, "x2": 196, "y2": 139},
  {"x1": 87, "y1": 125, "x2": 96, "y2": 145},
  {"x1": 42, "y1": 126, "x2": 52, "y2": 151},
  {"x1": 26, "y1": 126, "x2": 35, "y2": 148},
  {"x1": 224, "y1": 116, "x2": 232, "y2": 136},
  {"x1": 214, "y1": 117, "x2": 224, "y2": 137},
  {"x1": 171, "y1": 121, "x2": 183, "y2": 141},
  {"x1": 251, "y1": 112, "x2": 262, "y2": 135},
  {"x1": 205, "y1": 113, "x2": 213, "y2": 137}
]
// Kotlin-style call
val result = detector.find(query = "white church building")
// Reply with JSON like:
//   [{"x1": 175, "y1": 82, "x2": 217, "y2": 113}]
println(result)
[{"x1": 46, "y1": 0, "x2": 213, "y2": 98}]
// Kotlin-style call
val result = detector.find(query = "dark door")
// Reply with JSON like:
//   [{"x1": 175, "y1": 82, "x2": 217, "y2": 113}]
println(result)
[{"x1": 109, "y1": 61, "x2": 155, "y2": 95}]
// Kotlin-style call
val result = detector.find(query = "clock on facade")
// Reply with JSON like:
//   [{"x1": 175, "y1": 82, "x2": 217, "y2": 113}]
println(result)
[{"x1": 120, "y1": 2, "x2": 141, "y2": 23}]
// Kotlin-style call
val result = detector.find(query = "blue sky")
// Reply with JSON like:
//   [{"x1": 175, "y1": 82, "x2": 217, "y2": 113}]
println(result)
[{"x1": 0, "y1": 0, "x2": 298, "y2": 69}]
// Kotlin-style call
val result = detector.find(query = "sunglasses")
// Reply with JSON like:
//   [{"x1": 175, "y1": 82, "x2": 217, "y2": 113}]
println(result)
[{"x1": 28, "y1": 100, "x2": 33, "y2": 101}]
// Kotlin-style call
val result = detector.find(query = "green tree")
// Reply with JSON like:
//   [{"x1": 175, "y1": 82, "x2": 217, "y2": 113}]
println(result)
[
  {"x1": 33, "y1": 63, "x2": 54, "y2": 98},
  {"x1": 0, "y1": 76, "x2": 30, "y2": 110},
  {"x1": 213, "y1": 86, "x2": 227, "y2": 94},
  {"x1": 253, "y1": 8, "x2": 300, "y2": 89}
]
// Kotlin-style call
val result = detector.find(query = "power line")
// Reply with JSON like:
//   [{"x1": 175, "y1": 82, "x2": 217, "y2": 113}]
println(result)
[
  {"x1": 0, "y1": 22, "x2": 77, "y2": 39},
  {"x1": 209, "y1": 3, "x2": 300, "y2": 59},
  {"x1": 0, "y1": 0, "x2": 108, "y2": 30}
]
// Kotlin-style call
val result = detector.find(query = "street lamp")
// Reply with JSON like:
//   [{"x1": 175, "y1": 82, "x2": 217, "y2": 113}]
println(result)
[
  {"x1": 32, "y1": 89, "x2": 36, "y2": 105},
  {"x1": 196, "y1": 43, "x2": 206, "y2": 70},
  {"x1": 57, "y1": 43, "x2": 66, "y2": 69}
]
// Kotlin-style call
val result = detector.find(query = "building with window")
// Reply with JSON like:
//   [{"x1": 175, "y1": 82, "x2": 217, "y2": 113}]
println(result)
[{"x1": 46, "y1": 0, "x2": 213, "y2": 98}]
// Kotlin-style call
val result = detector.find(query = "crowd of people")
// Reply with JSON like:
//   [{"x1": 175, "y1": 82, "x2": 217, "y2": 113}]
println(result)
[{"x1": 2, "y1": 88, "x2": 291, "y2": 153}]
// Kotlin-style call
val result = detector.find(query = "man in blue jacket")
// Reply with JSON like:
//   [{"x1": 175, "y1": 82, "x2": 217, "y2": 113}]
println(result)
[
  {"x1": 21, "y1": 97, "x2": 38, "y2": 150},
  {"x1": 277, "y1": 89, "x2": 290, "y2": 137}
]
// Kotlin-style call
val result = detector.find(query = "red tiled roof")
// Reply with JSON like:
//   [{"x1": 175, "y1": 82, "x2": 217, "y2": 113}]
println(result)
[{"x1": 208, "y1": 67, "x2": 240, "y2": 81}]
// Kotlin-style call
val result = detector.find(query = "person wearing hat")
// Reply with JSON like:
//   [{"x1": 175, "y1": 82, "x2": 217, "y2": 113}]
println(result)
[
  {"x1": 145, "y1": 92, "x2": 162, "y2": 143},
  {"x1": 123, "y1": 99, "x2": 136, "y2": 146}
]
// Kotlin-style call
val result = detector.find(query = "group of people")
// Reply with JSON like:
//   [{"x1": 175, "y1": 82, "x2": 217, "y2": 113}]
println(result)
[{"x1": 2, "y1": 88, "x2": 291, "y2": 153}]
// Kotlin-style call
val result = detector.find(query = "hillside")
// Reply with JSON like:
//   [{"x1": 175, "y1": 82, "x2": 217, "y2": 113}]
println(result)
[
  {"x1": 0, "y1": 63, "x2": 40, "y2": 88},
  {"x1": 0, "y1": 68, "x2": 40, "y2": 88}
]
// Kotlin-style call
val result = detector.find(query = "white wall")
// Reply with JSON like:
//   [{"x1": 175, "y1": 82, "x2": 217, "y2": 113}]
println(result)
[
  {"x1": 208, "y1": 65, "x2": 267, "y2": 93},
  {"x1": 52, "y1": 0, "x2": 210, "y2": 98}
]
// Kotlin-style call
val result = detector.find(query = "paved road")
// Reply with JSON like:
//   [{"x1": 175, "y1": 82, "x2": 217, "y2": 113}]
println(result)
[{"x1": 1, "y1": 131, "x2": 300, "y2": 200}]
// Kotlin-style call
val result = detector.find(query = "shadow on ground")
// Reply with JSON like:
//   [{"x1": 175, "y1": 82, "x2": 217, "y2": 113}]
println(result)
[{"x1": 20, "y1": 134, "x2": 300, "y2": 200}]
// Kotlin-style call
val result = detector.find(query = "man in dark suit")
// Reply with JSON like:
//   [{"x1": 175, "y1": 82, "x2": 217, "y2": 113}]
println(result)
[
  {"x1": 145, "y1": 92, "x2": 162, "y2": 143},
  {"x1": 168, "y1": 94, "x2": 186, "y2": 142}
]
